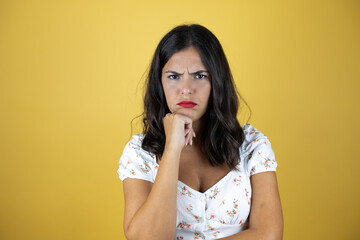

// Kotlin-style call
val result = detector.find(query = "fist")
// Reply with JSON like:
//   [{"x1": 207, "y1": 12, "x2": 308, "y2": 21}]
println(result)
[{"x1": 163, "y1": 113, "x2": 196, "y2": 151}]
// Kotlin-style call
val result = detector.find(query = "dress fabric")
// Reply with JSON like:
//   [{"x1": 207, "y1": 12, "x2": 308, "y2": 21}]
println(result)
[{"x1": 117, "y1": 124, "x2": 277, "y2": 239}]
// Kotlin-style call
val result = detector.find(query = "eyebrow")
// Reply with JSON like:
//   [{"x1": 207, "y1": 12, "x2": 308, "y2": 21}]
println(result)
[{"x1": 164, "y1": 70, "x2": 209, "y2": 75}]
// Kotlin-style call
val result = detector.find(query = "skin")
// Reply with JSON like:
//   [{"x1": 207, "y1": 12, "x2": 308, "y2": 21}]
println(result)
[{"x1": 122, "y1": 46, "x2": 283, "y2": 240}]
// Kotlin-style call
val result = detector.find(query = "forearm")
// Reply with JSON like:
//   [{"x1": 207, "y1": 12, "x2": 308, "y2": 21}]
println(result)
[
  {"x1": 126, "y1": 147, "x2": 181, "y2": 240},
  {"x1": 218, "y1": 227, "x2": 282, "y2": 240}
]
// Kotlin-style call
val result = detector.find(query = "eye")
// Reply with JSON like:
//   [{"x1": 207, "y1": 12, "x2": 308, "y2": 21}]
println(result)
[
  {"x1": 168, "y1": 75, "x2": 180, "y2": 80},
  {"x1": 195, "y1": 74, "x2": 207, "y2": 79}
]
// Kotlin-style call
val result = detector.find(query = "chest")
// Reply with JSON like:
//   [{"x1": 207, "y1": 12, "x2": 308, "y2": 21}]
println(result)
[
  {"x1": 175, "y1": 168, "x2": 252, "y2": 238},
  {"x1": 178, "y1": 148, "x2": 231, "y2": 193}
]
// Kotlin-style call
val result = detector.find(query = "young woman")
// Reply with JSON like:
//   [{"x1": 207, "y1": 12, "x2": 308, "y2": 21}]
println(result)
[{"x1": 117, "y1": 24, "x2": 283, "y2": 240}]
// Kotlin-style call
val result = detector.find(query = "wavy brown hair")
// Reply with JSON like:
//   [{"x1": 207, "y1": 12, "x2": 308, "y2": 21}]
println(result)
[{"x1": 138, "y1": 24, "x2": 251, "y2": 170}]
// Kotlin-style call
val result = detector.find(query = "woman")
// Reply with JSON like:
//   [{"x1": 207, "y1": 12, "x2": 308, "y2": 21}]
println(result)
[{"x1": 117, "y1": 24, "x2": 283, "y2": 240}]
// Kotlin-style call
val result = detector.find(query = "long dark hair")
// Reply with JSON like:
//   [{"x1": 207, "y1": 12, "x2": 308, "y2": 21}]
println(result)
[{"x1": 139, "y1": 24, "x2": 250, "y2": 170}]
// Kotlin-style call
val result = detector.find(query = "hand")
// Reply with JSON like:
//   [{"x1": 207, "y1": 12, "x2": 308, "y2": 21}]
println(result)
[{"x1": 163, "y1": 112, "x2": 196, "y2": 152}]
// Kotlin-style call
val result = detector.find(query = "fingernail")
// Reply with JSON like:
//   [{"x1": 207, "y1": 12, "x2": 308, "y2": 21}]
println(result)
[
  {"x1": 193, "y1": 131, "x2": 196, "y2": 137},
  {"x1": 190, "y1": 138, "x2": 193, "y2": 146}
]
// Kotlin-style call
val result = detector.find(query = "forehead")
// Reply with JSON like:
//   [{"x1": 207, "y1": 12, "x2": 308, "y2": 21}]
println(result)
[{"x1": 163, "y1": 46, "x2": 206, "y2": 71}]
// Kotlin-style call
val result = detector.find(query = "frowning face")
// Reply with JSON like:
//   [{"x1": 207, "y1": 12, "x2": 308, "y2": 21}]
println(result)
[{"x1": 161, "y1": 46, "x2": 211, "y2": 123}]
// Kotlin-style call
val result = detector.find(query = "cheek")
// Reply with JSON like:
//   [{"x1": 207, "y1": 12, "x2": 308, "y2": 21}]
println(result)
[
  {"x1": 199, "y1": 82, "x2": 211, "y2": 100},
  {"x1": 162, "y1": 82, "x2": 177, "y2": 102}
]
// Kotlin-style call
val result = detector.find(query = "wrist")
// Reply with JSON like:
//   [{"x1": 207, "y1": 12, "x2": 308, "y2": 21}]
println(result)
[{"x1": 163, "y1": 144, "x2": 182, "y2": 158}]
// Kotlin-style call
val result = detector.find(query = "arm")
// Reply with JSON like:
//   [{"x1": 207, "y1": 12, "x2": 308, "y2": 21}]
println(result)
[
  {"x1": 122, "y1": 113, "x2": 195, "y2": 240},
  {"x1": 123, "y1": 147, "x2": 181, "y2": 240},
  {"x1": 219, "y1": 171, "x2": 283, "y2": 240}
]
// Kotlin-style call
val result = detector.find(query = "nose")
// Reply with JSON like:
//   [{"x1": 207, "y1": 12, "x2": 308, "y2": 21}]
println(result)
[{"x1": 180, "y1": 74, "x2": 194, "y2": 95}]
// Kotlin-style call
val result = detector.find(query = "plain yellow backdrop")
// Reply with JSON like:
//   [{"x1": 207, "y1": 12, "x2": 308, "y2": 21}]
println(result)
[{"x1": 1, "y1": 0, "x2": 359, "y2": 239}]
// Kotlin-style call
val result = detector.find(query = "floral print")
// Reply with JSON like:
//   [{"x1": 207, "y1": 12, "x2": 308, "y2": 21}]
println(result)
[
  {"x1": 209, "y1": 187, "x2": 219, "y2": 199},
  {"x1": 226, "y1": 199, "x2": 239, "y2": 217},
  {"x1": 140, "y1": 161, "x2": 151, "y2": 173},
  {"x1": 239, "y1": 219, "x2": 244, "y2": 227},
  {"x1": 250, "y1": 167, "x2": 256, "y2": 176},
  {"x1": 194, "y1": 215, "x2": 202, "y2": 223},
  {"x1": 264, "y1": 157, "x2": 276, "y2": 169},
  {"x1": 180, "y1": 186, "x2": 192, "y2": 197},
  {"x1": 232, "y1": 175, "x2": 242, "y2": 186},
  {"x1": 213, "y1": 231, "x2": 221, "y2": 238},
  {"x1": 177, "y1": 221, "x2": 191, "y2": 230},
  {"x1": 194, "y1": 232, "x2": 205, "y2": 239},
  {"x1": 117, "y1": 123, "x2": 277, "y2": 239},
  {"x1": 186, "y1": 204, "x2": 193, "y2": 212},
  {"x1": 245, "y1": 188, "x2": 251, "y2": 205}
]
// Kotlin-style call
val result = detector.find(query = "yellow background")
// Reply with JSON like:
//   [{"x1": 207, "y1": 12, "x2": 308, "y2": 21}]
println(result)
[{"x1": 1, "y1": 0, "x2": 359, "y2": 239}]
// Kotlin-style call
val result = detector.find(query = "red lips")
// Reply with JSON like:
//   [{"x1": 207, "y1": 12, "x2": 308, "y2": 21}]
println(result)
[{"x1": 177, "y1": 101, "x2": 197, "y2": 108}]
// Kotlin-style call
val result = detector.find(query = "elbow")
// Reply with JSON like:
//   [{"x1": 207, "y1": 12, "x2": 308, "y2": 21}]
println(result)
[
  {"x1": 261, "y1": 223, "x2": 283, "y2": 240},
  {"x1": 125, "y1": 225, "x2": 175, "y2": 240},
  {"x1": 250, "y1": 221, "x2": 283, "y2": 240},
  {"x1": 253, "y1": 229, "x2": 282, "y2": 240}
]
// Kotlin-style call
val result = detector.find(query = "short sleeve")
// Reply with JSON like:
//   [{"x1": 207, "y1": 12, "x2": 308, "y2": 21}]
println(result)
[
  {"x1": 117, "y1": 134, "x2": 157, "y2": 183},
  {"x1": 241, "y1": 124, "x2": 278, "y2": 176}
]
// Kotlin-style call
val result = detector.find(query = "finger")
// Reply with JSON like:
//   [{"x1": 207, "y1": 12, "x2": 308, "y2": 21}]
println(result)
[{"x1": 185, "y1": 131, "x2": 191, "y2": 146}]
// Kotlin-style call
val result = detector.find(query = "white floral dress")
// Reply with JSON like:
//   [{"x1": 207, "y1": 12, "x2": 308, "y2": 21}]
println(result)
[{"x1": 117, "y1": 124, "x2": 277, "y2": 239}]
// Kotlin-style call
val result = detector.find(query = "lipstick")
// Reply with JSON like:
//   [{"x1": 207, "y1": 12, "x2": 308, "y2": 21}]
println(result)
[{"x1": 177, "y1": 101, "x2": 197, "y2": 108}]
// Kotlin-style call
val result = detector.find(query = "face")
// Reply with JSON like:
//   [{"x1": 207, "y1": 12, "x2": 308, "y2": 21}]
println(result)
[{"x1": 161, "y1": 46, "x2": 211, "y2": 123}]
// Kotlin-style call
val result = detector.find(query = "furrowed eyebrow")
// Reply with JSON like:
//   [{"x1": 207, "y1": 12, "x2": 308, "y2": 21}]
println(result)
[{"x1": 164, "y1": 70, "x2": 209, "y2": 75}]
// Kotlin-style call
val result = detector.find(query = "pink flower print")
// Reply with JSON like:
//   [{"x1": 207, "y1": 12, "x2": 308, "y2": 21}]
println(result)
[
  {"x1": 177, "y1": 237, "x2": 184, "y2": 240},
  {"x1": 140, "y1": 161, "x2": 150, "y2": 173},
  {"x1": 239, "y1": 220, "x2": 244, "y2": 227},
  {"x1": 226, "y1": 199, "x2": 239, "y2": 217},
  {"x1": 245, "y1": 188, "x2": 251, "y2": 205},
  {"x1": 264, "y1": 158, "x2": 275, "y2": 169},
  {"x1": 220, "y1": 200, "x2": 226, "y2": 205},
  {"x1": 137, "y1": 136, "x2": 144, "y2": 143},
  {"x1": 209, "y1": 214, "x2": 216, "y2": 220},
  {"x1": 232, "y1": 175, "x2": 242, "y2": 186},
  {"x1": 194, "y1": 215, "x2": 202, "y2": 223},
  {"x1": 257, "y1": 151, "x2": 262, "y2": 156},
  {"x1": 218, "y1": 219, "x2": 225, "y2": 224},
  {"x1": 154, "y1": 165, "x2": 158, "y2": 170},
  {"x1": 177, "y1": 221, "x2": 191, "y2": 230},
  {"x1": 129, "y1": 169, "x2": 136, "y2": 175},
  {"x1": 186, "y1": 204, "x2": 193, "y2": 212},
  {"x1": 209, "y1": 187, "x2": 219, "y2": 199},
  {"x1": 180, "y1": 186, "x2": 192, "y2": 197},
  {"x1": 208, "y1": 224, "x2": 215, "y2": 231},
  {"x1": 252, "y1": 138, "x2": 260, "y2": 143},
  {"x1": 249, "y1": 128, "x2": 257, "y2": 136},
  {"x1": 250, "y1": 167, "x2": 256, "y2": 176},
  {"x1": 213, "y1": 231, "x2": 220, "y2": 238},
  {"x1": 194, "y1": 232, "x2": 205, "y2": 240}
]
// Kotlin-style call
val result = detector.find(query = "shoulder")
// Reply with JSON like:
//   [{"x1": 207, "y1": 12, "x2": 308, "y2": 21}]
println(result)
[
  {"x1": 124, "y1": 133, "x2": 156, "y2": 160},
  {"x1": 240, "y1": 123, "x2": 268, "y2": 151},
  {"x1": 117, "y1": 133, "x2": 157, "y2": 182},
  {"x1": 240, "y1": 124, "x2": 277, "y2": 175}
]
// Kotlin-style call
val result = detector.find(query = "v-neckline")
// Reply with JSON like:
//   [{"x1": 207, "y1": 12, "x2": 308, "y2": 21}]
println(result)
[{"x1": 177, "y1": 169, "x2": 234, "y2": 196}]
